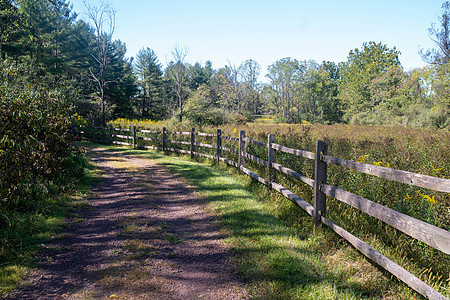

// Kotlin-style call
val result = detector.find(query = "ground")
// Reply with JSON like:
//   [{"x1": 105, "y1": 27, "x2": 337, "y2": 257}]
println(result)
[{"x1": 3, "y1": 146, "x2": 245, "y2": 299}]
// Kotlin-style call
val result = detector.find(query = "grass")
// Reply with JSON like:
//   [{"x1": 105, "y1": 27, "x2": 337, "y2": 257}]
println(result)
[
  {"x1": 0, "y1": 155, "x2": 99, "y2": 296},
  {"x1": 91, "y1": 143, "x2": 425, "y2": 299}
]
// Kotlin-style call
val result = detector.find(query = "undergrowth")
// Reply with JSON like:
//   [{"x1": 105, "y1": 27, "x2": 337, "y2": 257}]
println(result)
[{"x1": 0, "y1": 154, "x2": 97, "y2": 296}]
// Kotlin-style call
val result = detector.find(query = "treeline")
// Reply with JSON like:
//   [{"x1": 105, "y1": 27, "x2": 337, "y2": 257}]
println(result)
[{"x1": 1, "y1": 0, "x2": 449, "y2": 129}]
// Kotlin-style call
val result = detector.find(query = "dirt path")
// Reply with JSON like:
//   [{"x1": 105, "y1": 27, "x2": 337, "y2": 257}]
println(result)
[{"x1": 4, "y1": 147, "x2": 245, "y2": 299}]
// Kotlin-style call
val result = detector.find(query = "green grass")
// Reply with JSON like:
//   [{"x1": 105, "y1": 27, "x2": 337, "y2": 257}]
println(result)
[
  {"x1": 91, "y1": 143, "x2": 422, "y2": 299},
  {"x1": 0, "y1": 153, "x2": 98, "y2": 296}
]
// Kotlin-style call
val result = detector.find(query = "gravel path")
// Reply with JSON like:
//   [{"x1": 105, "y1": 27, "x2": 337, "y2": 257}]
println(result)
[{"x1": 4, "y1": 147, "x2": 245, "y2": 299}]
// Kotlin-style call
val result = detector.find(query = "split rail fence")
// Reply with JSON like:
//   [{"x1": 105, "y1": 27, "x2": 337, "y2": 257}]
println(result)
[{"x1": 74, "y1": 125, "x2": 450, "y2": 300}]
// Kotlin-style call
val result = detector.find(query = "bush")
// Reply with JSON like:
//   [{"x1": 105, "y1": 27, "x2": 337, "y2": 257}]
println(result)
[{"x1": 0, "y1": 60, "x2": 83, "y2": 216}]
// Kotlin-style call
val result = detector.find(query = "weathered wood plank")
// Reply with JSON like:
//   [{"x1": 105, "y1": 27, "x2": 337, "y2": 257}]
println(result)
[
  {"x1": 167, "y1": 131, "x2": 191, "y2": 135},
  {"x1": 221, "y1": 146, "x2": 239, "y2": 154},
  {"x1": 196, "y1": 132, "x2": 217, "y2": 137},
  {"x1": 193, "y1": 142, "x2": 217, "y2": 149},
  {"x1": 271, "y1": 143, "x2": 315, "y2": 160},
  {"x1": 219, "y1": 157, "x2": 239, "y2": 168},
  {"x1": 190, "y1": 128, "x2": 195, "y2": 159},
  {"x1": 112, "y1": 134, "x2": 130, "y2": 139},
  {"x1": 243, "y1": 152, "x2": 269, "y2": 167},
  {"x1": 271, "y1": 163, "x2": 314, "y2": 187},
  {"x1": 217, "y1": 129, "x2": 222, "y2": 164},
  {"x1": 166, "y1": 140, "x2": 190, "y2": 145},
  {"x1": 243, "y1": 137, "x2": 268, "y2": 148},
  {"x1": 240, "y1": 166, "x2": 269, "y2": 186},
  {"x1": 268, "y1": 134, "x2": 276, "y2": 186},
  {"x1": 238, "y1": 131, "x2": 245, "y2": 171},
  {"x1": 270, "y1": 182, "x2": 315, "y2": 216},
  {"x1": 320, "y1": 216, "x2": 447, "y2": 300},
  {"x1": 141, "y1": 137, "x2": 164, "y2": 142},
  {"x1": 221, "y1": 135, "x2": 239, "y2": 141},
  {"x1": 162, "y1": 127, "x2": 167, "y2": 150},
  {"x1": 321, "y1": 184, "x2": 450, "y2": 254},
  {"x1": 112, "y1": 141, "x2": 131, "y2": 146},
  {"x1": 322, "y1": 155, "x2": 450, "y2": 193},
  {"x1": 193, "y1": 151, "x2": 216, "y2": 160},
  {"x1": 113, "y1": 128, "x2": 131, "y2": 132},
  {"x1": 137, "y1": 129, "x2": 162, "y2": 134},
  {"x1": 140, "y1": 145, "x2": 164, "y2": 151},
  {"x1": 166, "y1": 147, "x2": 190, "y2": 154},
  {"x1": 314, "y1": 140, "x2": 328, "y2": 234}
]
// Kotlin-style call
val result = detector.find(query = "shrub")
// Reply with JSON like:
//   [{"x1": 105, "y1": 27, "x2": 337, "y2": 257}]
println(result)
[{"x1": 0, "y1": 60, "x2": 83, "y2": 216}]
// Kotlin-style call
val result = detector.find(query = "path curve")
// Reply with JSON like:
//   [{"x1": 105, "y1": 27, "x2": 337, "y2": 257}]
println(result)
[{"x1": 4, "y1": 147, "x2": 245, "y2": 299}]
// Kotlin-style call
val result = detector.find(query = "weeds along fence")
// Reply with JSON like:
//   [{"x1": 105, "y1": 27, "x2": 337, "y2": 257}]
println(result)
[{"x1": 74, "y1": 125, "x2": 450, "y2": 300}]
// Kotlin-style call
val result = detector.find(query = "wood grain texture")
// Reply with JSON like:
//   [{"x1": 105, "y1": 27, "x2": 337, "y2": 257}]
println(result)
[
  {"x1": 321, "y1": 184, "x2": 450, "y2": 254},
  {"x1": 321, "y1": 216, "x2": 447, "y2": 300},
  {"x1": 242, "y1": 137, "x2": 268, "y2": 148},
  {"x1": 322, "y1": 155, "x2": 450, "y2": 193},
  {"x1": 272, "y1": 163, "x2": 314, "y2": 187},
  {"x1": 270, "y1": 182, "x2": 315, "y2": 216},
  {"x1": 271, "y1": 143, "x2": 315, "y2": 160}
]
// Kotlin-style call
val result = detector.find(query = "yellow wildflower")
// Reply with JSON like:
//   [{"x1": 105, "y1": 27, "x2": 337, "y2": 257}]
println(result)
[{"x1": 357, "y1": 155, "x2": 369, "y2": 163}]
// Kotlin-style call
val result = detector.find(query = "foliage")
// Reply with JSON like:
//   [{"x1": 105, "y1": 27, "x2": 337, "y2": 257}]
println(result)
[
  {"x1": 0, "y1": 58, "x2": 89, "y2": 284},
  {"x1": 0, "y1": 59, "x2": 83, "y2": 213},
  {"x1": 338, "y1": 42, "x2": 401, "y2": 121}
]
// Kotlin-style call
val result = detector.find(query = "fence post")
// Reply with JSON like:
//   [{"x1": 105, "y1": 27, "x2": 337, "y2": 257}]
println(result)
[
  {"x1": 109, "y1": 124, "x2": 113, "y2": 145},
  {"x1": 132, "y1": 126, "x2": 137, "y2": 148},
  {"x1": 190, "y1": 127, "x2": 195, "y2": 159},
  {"x1": 314, "y1": 139, "x2": 328, "y2": 235},
  {"x1": 162, "y1": 127, "x2": 167, "y2": 151},
  {"x1": 238, "y1": 130, "x2": 245, "y2": 172},
  {"x1": 268, "y1": 134, "x2": 276, "y2": 189},
  {"x1": 216, "y1": 129, "x2": 222, "y2": 165}
]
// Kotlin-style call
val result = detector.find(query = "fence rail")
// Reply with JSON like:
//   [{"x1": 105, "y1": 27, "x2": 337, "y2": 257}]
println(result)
[{"x1": 74, "y1": 124, "x2": 450, "y2": 300}]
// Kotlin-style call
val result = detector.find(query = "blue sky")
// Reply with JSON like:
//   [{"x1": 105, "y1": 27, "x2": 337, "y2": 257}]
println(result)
[{"x1": 69, "y1": 0, "x2": 445, "y2": 77}]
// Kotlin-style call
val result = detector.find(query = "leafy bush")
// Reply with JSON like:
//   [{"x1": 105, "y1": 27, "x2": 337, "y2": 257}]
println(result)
[{"x1": 0, "y1": 59, "x2": 83, "y2": 218}]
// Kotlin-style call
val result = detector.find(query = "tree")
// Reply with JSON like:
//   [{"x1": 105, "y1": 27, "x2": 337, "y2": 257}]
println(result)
[
  {"x1": 165, "y1": 45, "x2": 189, "y2": 122},
  {"x1": 83, "y1": 0, "x2": 116, "y2": 125},
  {"x1": 421, "y1": 1, "x2": 450, "y2": 65},
  {"x1": 266, "y1": 57, "x2": 303, "y2": 122},
  {"x1": 105, "y1": 40, "x2": 137, "y2": 119},
  {"x1": 187, "y1": 61, "x2": 213, "y2": 91},
  {"x1": 0, "y1": 0, "x2": 20, "y2": 57},
  {"x1": 226, "y1": 60, "x2": 243, "y2": 114},
  {"x1": 134, "y1": 47, "x2": 163, "y2": 119},
  {"x1": 239, "y1": 59, "x2": 261, "y2": 115},
  {"x1": 419, "y1": 2, "x2": 450, "y2": 128},
  {"x1": 338, "y1": 41, "x2": 401, "y2": 121}
]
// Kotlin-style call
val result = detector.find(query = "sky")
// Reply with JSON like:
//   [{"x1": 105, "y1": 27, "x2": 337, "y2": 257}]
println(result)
[{"x1": 68, "y1": 0, "x2": 445, "y2": 79}]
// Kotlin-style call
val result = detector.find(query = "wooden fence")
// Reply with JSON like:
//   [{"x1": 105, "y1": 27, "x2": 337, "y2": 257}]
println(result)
[{"x1": 74, "y1": 125, "x2": 450, "y2": 300}]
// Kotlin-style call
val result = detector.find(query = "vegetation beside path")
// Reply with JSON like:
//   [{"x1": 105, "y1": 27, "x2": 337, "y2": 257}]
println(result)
[
  {"x1": 110, "y1": 144, "x2": 424, "y2": 299},
  {"x1": 1, "y1": 141, "x2": 446, "y2": 299}
]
